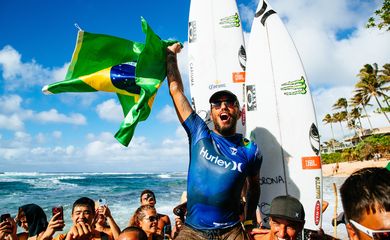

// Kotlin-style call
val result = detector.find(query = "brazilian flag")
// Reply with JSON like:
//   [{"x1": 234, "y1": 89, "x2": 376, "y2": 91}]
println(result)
[{"x1": 42, "y1": 18, "x2": 177, "y2": 146}]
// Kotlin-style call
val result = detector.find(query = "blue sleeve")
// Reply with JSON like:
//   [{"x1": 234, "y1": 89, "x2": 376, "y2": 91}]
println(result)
[
  {"x1": 247, "y1": 145, "x2": 263, "y2": 176},
  {"x1": 182, "y1": 112, "x2": 209, "y2": 144}
]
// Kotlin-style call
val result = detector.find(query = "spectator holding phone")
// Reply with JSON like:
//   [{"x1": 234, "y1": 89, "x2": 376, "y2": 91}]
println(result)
[
  {"x1": 137, "y1": 190, "x2": 171, "y2": 239},
  {"x1": 0, "y1": 214, "x2": 17, "y2": 240},
  {"x1": 94, "y1": 199, "x2": 120, "y2": 240},
  {"x1": 15, "y1": 204, "x2": 64, "y2": 240},
  {"x1": 55, "y1": 197, "x2": 106, "y2": 240}
]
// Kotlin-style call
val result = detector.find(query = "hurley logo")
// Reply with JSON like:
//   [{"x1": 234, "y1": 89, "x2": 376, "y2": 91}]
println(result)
[{"x1": 200, "y1": 147, "x2": 242, "y2": 172}]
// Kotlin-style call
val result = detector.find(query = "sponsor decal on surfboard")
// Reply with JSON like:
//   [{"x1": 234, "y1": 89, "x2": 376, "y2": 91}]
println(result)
[
  {"x1": 280, "y1": 76, "x2": 307, "y2": 95},
  {"x1": 301, "y1": 156, "x2": 321, "y2": 170},
  {"x1": 189, "y1": 21, "x2": 197, "y2": 43},
  {"x1": 219, "y1": 13, "x2": 241, "y2": 28},
  {"x1": 189, "y1": 61, "x2": 195, "y2": 86},
  {"x1": 254, "y1": 1, "x2": 276, "y2": 25},
  {"x1": 246, "y1": 85, "x2": 257, "y2": 111},
  {"x1": 315, "y1": 176, "x2": 321, "y2": 199},
  {"x1": 238, "y1": 45, "x2": 246, "y2": 71},
  {"x1": 310, "y1": 123, "x2": 320, "y2": 155},
  {"x1": 232, "y1": 72, "x2": 245, "y2": 83},
  {"x1": 314, "y1": 200, "x2": 321, "y2": 225},
  {"x1": 209, "y1": 83, "x2": 227, "y2": 90}
]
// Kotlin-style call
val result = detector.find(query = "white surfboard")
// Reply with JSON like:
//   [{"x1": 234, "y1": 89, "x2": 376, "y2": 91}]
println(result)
[
  {"x1": 188, "y1": 0, "x2": 246, "y2": 134},
  {"x1": 245, "y1": 0, "x2": 323, "y2": 231}
]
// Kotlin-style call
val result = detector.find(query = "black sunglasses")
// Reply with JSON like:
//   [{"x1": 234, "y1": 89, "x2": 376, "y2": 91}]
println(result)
[
  {"x1": 145, "y1": 215, "x2": 159, "y2": 222},
  {"x1": 210, "y1": 100, "x2": 238, "y2": 109}
]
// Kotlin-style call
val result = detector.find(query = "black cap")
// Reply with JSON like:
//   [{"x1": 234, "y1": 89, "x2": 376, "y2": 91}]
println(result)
[
  {"x1": 209, "y1": 90, "x2": 238, "y2": 103},
  {"x1": 269, "y1": 195, "x2": 305, "y2": 223}
]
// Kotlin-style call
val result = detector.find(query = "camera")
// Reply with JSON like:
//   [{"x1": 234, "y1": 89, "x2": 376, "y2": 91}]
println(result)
[
  {"x1": 1, "y1": 213, "x2": 11, "y2": 222},
  {"x1": 173, "y1": 202, "x2": 187, "y2": 221}
]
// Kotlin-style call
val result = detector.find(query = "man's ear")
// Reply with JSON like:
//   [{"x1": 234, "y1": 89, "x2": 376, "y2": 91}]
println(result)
[{"x1": 346, "y1": 223, "x2": 359, "y2": 240}]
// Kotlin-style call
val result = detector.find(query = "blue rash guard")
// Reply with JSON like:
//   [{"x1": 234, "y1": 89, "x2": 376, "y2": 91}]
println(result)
[{"x1": 182, "y1": 112, "x2": 262, "y2": 230}]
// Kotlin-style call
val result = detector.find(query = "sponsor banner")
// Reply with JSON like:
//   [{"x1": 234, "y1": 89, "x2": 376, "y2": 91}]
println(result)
[{"x1": 301, "y1": 156, "x2": 321, "y2": 169}]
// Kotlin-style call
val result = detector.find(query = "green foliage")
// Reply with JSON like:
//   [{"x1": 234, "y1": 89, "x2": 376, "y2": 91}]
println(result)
[
  {"x1": 367, "y1": 0, "x2": 390, "y2": 31},
  {"x1": 321, "y1": 152, "x2": 343, "y2": 164},
  {"x1": 322, "y1": 135, "x2": 390, "y2": 164},
  {"x1": 354, "y1": 135, "x2": 390, "y2": 160}
]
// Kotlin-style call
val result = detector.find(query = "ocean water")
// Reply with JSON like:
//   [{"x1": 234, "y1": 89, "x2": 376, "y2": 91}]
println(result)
[{"x1": 0, "y1": 172, "x2": 348, "y2": 239}]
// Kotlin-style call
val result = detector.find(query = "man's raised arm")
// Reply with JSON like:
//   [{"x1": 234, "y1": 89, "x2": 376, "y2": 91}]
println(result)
[{"x1": 166, "y1": 43, "x2": 193, "y2": 123}]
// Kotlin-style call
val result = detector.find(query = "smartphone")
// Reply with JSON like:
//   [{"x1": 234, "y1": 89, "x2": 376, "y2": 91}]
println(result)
[
  {"x1": 52, "y1": 206, "x2": 63, "y2": 221},
  {"x1": 98, "y1": 198, "x2": 107, "y2": 207},
  {"x1": 1, "y1": 213, "x2": 11, "y2": 222}
]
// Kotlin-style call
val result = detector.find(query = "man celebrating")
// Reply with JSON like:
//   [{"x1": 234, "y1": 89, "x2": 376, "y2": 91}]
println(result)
[
  {"x1": 253, "y1": 195, "x2": 305, "y2": 240},
  {"x1": 166, "y1": 43, "x2": 262, "y2": 240}
]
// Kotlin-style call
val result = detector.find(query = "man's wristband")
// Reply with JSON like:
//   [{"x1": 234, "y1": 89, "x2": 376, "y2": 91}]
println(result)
[{"x1": 243, "y1": 220, "x2": 255, "y2": 226}]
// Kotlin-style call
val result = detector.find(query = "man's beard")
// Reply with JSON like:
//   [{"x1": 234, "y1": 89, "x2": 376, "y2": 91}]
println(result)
[{"x1": 214, "y1": 114, "x2": 238, "y2": 135}]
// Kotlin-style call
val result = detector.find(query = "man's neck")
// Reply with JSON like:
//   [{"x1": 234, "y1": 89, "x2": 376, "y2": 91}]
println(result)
[{"x1": 212, "y1": 129, "x2": 236, "y2": 137}]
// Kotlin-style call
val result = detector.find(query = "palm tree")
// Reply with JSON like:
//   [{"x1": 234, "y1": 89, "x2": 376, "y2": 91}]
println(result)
[
  {"x1": 322, "y1": 114, "x2": 336, "y2": 150},
  {"x1": 333, "y1": 111, "x2": 347, "y2": 139},
  {"x1": 333, "y1": 98, "x2": 348, "y2": 113},
  {"x1": 350, "y1": 107, "x2": 363, "y2": 130},
  {"x1": 378, "y1": 63, "x2": 390, "y2": 108},
  {"x1": 356, "y1": 63, "x2": 390, "y2": 123},
  {"x1": 350, "y1": 93, "x2": 373, "y2": 130}
]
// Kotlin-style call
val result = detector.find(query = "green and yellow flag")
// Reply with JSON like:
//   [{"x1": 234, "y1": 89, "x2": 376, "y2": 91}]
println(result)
[{"x1": 42, "y1": 18, "x2": 177, "y2": 146}]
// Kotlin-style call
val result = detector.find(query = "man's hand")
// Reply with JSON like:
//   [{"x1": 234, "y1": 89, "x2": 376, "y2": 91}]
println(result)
[
  {"x1": 0, "y1": 221, "x2": 12, "y2": 240},
  {"x1": 39, "y1": 212, "x2": 65, "y2": 240},
  {"x1": 96, "y1": 205, "x2": 111, "y2": 219},
  {"x1": 167, "y1": 43, "x2": 182, "y2": 54},
  {"x1": 65, "y1": 223, "x2": 93, "y2": 240}
]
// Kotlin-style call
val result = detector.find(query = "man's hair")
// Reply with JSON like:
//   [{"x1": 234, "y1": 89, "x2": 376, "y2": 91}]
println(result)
[
  {"x1": 72, "y1": 197, "x2": 95, "y2": 213},
  {"x1": 139, "y1": 189, "x2": 155, "y2": 202},
  {"x1": 120, "y1": 226, "x2": 147, "y2": 240},
  {"x1": 340, "y1": 167, "x2": 390, "y2": 222}
]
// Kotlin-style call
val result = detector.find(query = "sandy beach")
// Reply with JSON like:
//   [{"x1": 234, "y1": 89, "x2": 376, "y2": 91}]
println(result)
[{"x1": 322, "y1": 158, "x2": 389, "y2": 177}]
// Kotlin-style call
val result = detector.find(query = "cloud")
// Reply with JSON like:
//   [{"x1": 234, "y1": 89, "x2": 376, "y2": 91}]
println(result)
[
  {"x1": 0, "y1": 45, "x2": 66, "y2": 91},
  {"x1": 96, "y1": 99, "x2": 123, "y2": 122},
  {"x1": 52, "y1": 131, "x2": 62, "y2": 139},
  {"x1": 0, "y1": 114, "x2": 24, "y2": 131},
  {"x1": 0, "y1": 94, "x2": 87, "y2": 131},
  {"x1": 0, "y1": 46, "x2": 100, "y2": 109},
  {"x1": 80, "y1": 127, "x2": 189, "y2": 171},
  {"x1": 156, "y1": 105, "x2": 177, "y2": 123},
  {"x1": 35, "y1": 109, "x2": 86, "y2": 125}
]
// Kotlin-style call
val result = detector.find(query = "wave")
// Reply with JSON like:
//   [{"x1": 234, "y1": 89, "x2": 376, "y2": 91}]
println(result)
[{"x1": 25, "y1": 178, "x2": 79, "y2": 189}]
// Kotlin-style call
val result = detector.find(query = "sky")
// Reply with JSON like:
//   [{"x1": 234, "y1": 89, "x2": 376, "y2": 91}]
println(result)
[{"x1": 0, "y1": 0, "x2": 389, "y2": 172}]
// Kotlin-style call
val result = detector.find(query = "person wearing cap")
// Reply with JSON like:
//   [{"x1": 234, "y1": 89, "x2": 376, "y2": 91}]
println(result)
[
  {"x1": 166, "y1": 43, "x2": 262, "y2": 240},
  {"x1": 340, "y1": 167, "x2": 390, "y2": 240},
  {"x1": 252, "y1": 195, "x2": 305, "y2": 240}
]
